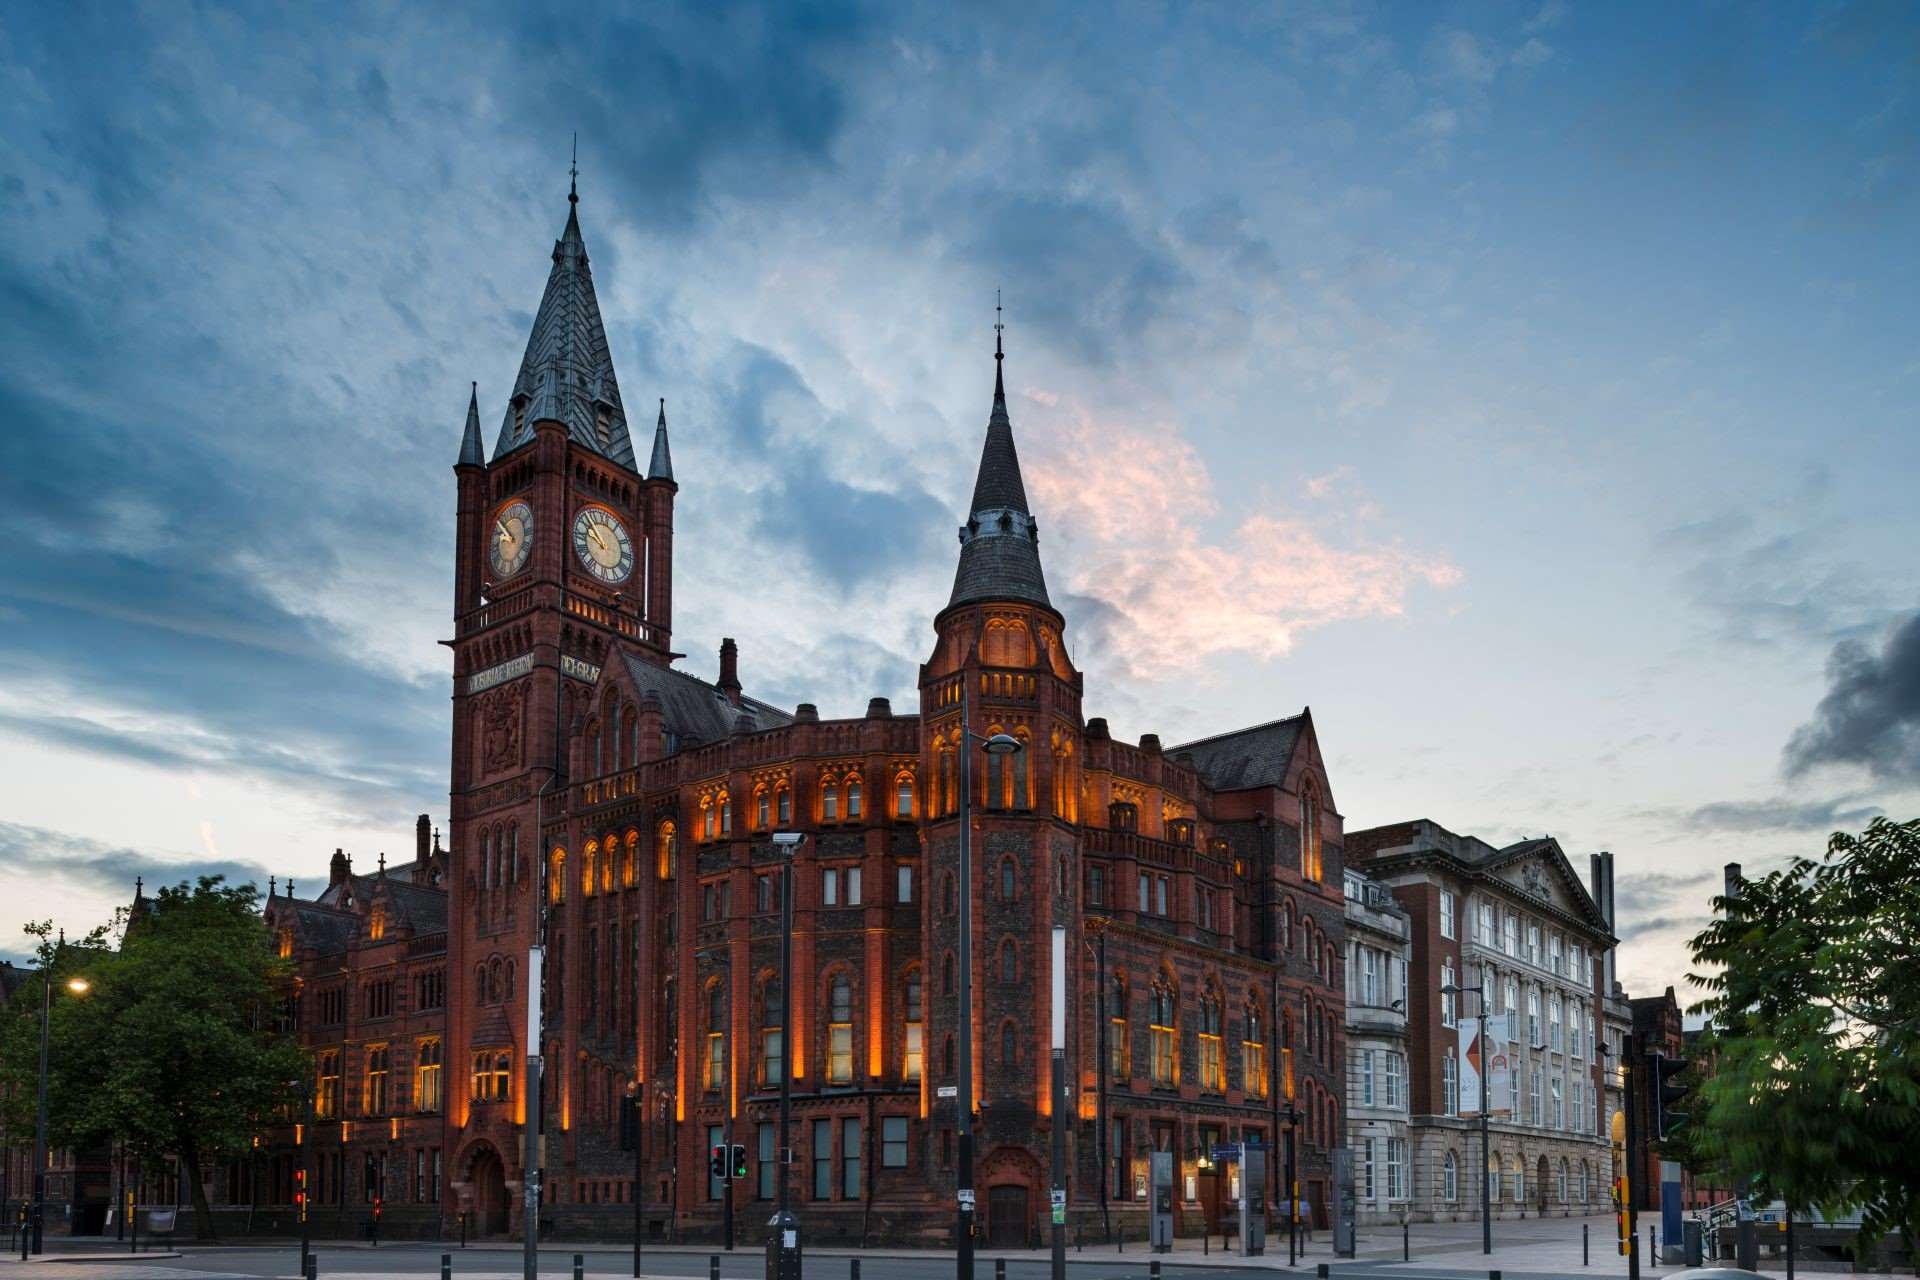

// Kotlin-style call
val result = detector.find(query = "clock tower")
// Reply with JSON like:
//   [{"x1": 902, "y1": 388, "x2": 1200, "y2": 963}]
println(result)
[{"x1": 445, "y1": 179, "x2": 675, "y2": 1197}]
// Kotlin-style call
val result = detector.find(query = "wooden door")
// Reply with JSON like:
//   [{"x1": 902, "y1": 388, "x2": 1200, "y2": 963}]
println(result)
[{"x1": 988, "y1": 1185, "x2": 1029, "y2": 1248}]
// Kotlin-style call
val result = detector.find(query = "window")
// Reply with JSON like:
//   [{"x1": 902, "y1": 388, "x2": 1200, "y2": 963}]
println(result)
[
  {"x1": 1362, "y1": 1137, "x2": 1376, "y2": 1200},
  {"x1": 1089, "y1": 865, "x2": 1105, "y2": 905},
  {"x1": 757, "y1": 874, "x2": 776, "y2": 914},
  {"x1": 1550, "y1": 994, "x2": 1564, "y2": 1050},
  {"x1": 904, "y1": 973, "x2": 923, "y2": 1081},
  {"x1": 549, "y1": 848, "x2": 566, "y2": 904},
  {"x1": 1440, "y1": 962, "x2": 1456, "y2": 1027},
  {"x1": 1526, "y1": 922, "x2": 1541, "y2": 964},
  {"x1": 1572, "y1": 1079, "x2": 1584, "y2": 1133},
  {"x1": 1503, "y1": 912, "x2": 1518, "y2": 957},
  {"x1": 1149, "y1": 980, "x2": 1176, "y2": 1086},
  {"x1": 415, "y1": 969, "x2": 445, "y2": 1012},
  {"x1": 1551, "y1": 932, "x2": 1563, "y2": 975},
  {"x1": 823, "y1": 867, "x2": 839, "y2": 905},
  {"x1": 365, "y1": 1044, "x2": 390, "y2": 1116},
  {"x1": 706, "y1": 986, "x2": 727, "y2": 1091},
  {"x1": 894, "y1": 774, "x2": 914, "y2": 818},
  {"x1": 896, "y1": 863, "x2": 913, "y2": 903},
  {"x1": 999, "y1": 857, "x2": 1016, "y2": 901},
  {"x1": 777, "y1": 788, "x2": 791, "y2": 825},
  {"x1": 756, "y1": 788, "x2": 771, "y2": 830},
  {"x1": 1299, "y1": 787, "x2": 1323, "y2": 881},
  {"x1": 882, "y1": 1116, "x2": 908, "y2": 1167},
  {"x1": 1198, "y1": 991, "x2": 1224, "y2": 1091},
  {"x1": 315, "y1": 1051, "x2": 341, "y2": 1118},
  {"x1": 762, "y1": 981, "x2": 784, "y2": 1086},
  {"x1": 1529, "y1": 1066, "x2": 1543, "y2": 1125},
  {"x1": 1527, "y1": 987, "x2": 1542, "y2": 1047},
  {"x1": 847, "y1": 779, "x2": 862, "y2": 818},
  {"x1": 1137, "y1": 873, "x2": 1150, "y2": 912},
  {"x1": 1361, "y1": 947, "x2": 1380, "y2": 1005},
  {"x1": 582, "y1": 843, "x2": 598, "y2": 898},
  {"x1": 828, "y1": 976, "x2": 853, "y2": 1084},
  {"x1": 1388, "y1": 1137, "x2": 1408, "y2": 1200},
  {"x1": 657, "y1": 822, "x2": 676, "y2": 879},
  {"x1": 1385, "y1": 1051, "x2": 1404, "y2": 1110},
  {"x1": 720, "y1": 793, "x2": 732, "y2": 834},
  {"x1": 414, "y1": 1038, "x2": 443, "y2": 1114},
  {"x1": 1552, "y1": 1074, "x2": 1564, "y2": 1129},
  {"x1": 1155, "y1": 875, "x2": 1169, "y2": 916},
  {"x1": 758, "y1": 1123, "x2": 775, "y2": 1200},
  {"x1": 364, "y1": 979, "x2": 394, "y2": 1019},
  {"x1": 1109, "y1": 976, "x2": 1130, "y2": 1081},
  {"x1": 1357, "y1": 1048, "x2": 1376, "y2": 1105},
  {"x1": 470, "y1": 1049, "x2": 510, "y2": 1103},
  {"x1": 841, "y1": 1118, "x2": 862, "y2": 1199},
  {"x1": 822, "y1": 783, "x2": 839, "y2": 821},
  {"x1": 812, "y1": 1119, "x2": 832, "y2": 1200},
  {"x1": 1440, "y1": 890, "x2": 1456, "y2": 939},
  {"x1": 1442, "y1": 1050, "x2": 1458, "y2": 1116},
  {"x1": 1243, "y1": 1004, "x2": 1267, "y2": 1099},
  {"x1": 1000, "y1": 1020, "x2": 1018, "y2": 1066},
  {"x1": 1443, "y1": 1150, "x2": 1458, "y2": 1202}
]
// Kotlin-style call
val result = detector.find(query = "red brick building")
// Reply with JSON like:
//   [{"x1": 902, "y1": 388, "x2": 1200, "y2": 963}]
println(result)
[{"x1": 263, "y1": 185, "x2": 1351, "y2": 1245}]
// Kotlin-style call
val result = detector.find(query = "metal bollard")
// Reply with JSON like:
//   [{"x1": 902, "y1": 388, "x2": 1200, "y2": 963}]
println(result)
[
  {"x1": 1150, "y1": 1263, "x2": 1162, "y2": 1280},
  {"x1": 852, "y1": 1260, "x2": 861, "y2": 1280},
  {"x1": 710, "y1": 1255, "x2": 720, "y2": 1280},
  {"x1": 1204, "y1": 1230, "x2": 1209, "y2": 1255},
  {"x1": 1648, "y1": 1224, "x2": 1656, "y2": 1265},
  {"x1": 306, "y1": 1256, "x2": 318, "y2": 1280},
  {"x1": 441, "y1": 1251, "x2": 452, "y2": 1280},
  {"x1": 1405, "y1": 1220, "x2": 1411, "y2": 1261},
  {"x1": 1317, "y1": 1266, "x2": 1329, "y2": 1279},
  {"x1": 1584, "y1": 1223, "x2": 1590, "y2": 1266},
  {"x1": 996, "y1": 1261, "x2": 1007, "y2": 1280},
  {"x1": 1490, "y1": 1271, "x2": 1502, "y2": 1280},
  {"x1": 573, "y1": 1253, "x2": 585, "y2": 1280}
]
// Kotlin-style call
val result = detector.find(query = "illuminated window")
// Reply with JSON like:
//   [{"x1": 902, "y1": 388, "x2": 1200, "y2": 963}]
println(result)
[
  {"x1": 762, "y1": 980, "x2": 784, "y2": 1086},
  {"x1": 894, "y1": 773, "x2": 914, "y2": 819},
  {"x1": 622, "y1": 830, "x2": 638, "y2": 888},
  {"x1": 822, "y1": 782, "x2": 838, "y2": 821},
  {"x1": 705, "y1": 986, "x2": 726, "y2": 1091},
  {"x1": 1149, "y1": 979, "x2": 1177, "y2": 1086},
  {"x1": 828, "y1": 976, "x2": 853, "y2": 1084},
  {"x1": 278, "y1": 929, "x2": 294, "y2": 958},
  {"x1": 364, "y1": 1044, "x2": 390, "y2": 1116},
  {"x1": 657, "y1": 822, "x2": 676, "y2": 879},
  {"x1": 700, "y1": 797, "x2": 714, "y2": 841},
  {"x1": 846, "y1": 777, "x2": 862, "y2": 819},
  {"x1": 548, "y1": 848, "x2": 566, "y2": 904},
  {"x1": 414, "y1": 1038, "x2": 443, "y2": 1114},
  {"x1": 1244, "y1": 1003, "x2": 1267, "y2": 1098},
  {"x1": 756, "y1": 786, "x2": 770, "y2": 830},
  {"x1": 1198, "y1": 989, "x2": 1224, "y2": 1091},
  {"x1": 582, "y1": 842, "x2": 598, "y2": 898},
  {"x1": 368, "y1": 909, "x2": 386, "y2": 942},
  {"x1": 719, "y1": 793, "x2": 732, "y2": 835},
  {"x1": 1300, "y1": 788, "x2": 1322, "y2": 882},
  {"x1": 601, "y1": 835, "x2": 614, "y2": 893},
  {"x1": 1109, "y1": 975, "x2": 1130, "y2": 1081},
  {"x1": 903, "y1": 973, "x2": 923, "y2": 1081},
  {"x1": 470, "y1": 1050, "x2": 511, "y2": 1102},
  {"x1": 315, "y1": 1051, "x2": 341, "y2": 1119}
]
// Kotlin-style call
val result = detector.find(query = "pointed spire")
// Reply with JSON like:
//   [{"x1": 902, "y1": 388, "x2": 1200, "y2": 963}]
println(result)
[
  {"x1": 648, "y1": 397, "x2": 675, "y2": 482},
  {"x1": 948, "y1": 300, "x2": 1050, "y2": 611},
  {"x1": 457, "y1": 382, "x2": 485, "y2": 467}
]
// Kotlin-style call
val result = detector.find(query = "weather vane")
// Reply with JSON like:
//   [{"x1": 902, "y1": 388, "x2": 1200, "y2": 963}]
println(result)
[
  {"x1": 994, "y1": 288, "x2": 1004, "y2": 360},
  {"x1": 569, "y1": 132, "x2": 579, "y2": 204}
]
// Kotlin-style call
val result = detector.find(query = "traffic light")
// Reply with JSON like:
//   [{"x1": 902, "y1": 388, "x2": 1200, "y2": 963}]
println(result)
[
  {"x1": 710, "y1": 1144, "x2": 728, "y2": 1180},
  {"x1": 731, "y1": 1143, "x2": 749, "y2": 1180},
  {"x1": 1651, "y1": 1051, "x2": 1690, "y2": 1139},
  {"x1": 295, "y1": 1168, "x2": 308, "y2": 1221}
]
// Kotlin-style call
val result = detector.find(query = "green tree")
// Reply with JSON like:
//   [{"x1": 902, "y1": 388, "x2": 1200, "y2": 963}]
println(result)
[
  {"x1": 1687, "y1": 816, "x2": 1920, "y2": 1248},
  {"x1": 0, "y1": 878, "x2": 305, "y2": 1240}
]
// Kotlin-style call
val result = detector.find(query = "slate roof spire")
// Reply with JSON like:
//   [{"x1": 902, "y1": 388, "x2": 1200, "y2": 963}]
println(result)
[
  {"x1": 490, "y1": 156, "x2": 638, "y2": 469},
  {"x1": 948, "y1": 299, "x2": 1051, "y2": 610},
  {"x1": 456, "y1": 381, "x2": 484, "y2": 466},
  {"x1": 648, "y1": 397, "x2": 675, "y2": 482}
]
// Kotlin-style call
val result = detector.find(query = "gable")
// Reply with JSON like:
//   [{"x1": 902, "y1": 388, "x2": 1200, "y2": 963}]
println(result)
[{"x1": 1486, "y1": 838, "x2": 1609, "y2": 933}]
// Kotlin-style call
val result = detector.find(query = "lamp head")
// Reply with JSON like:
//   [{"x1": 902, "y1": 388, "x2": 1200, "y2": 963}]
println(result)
[
  {"x1": 981, "y1": 732, "x2": 1023, "y2": 756},
  {"x1": 771, "y1": 832, "x2": 806, "y2": 851},
  {"x1": 65, "y1": 977, "x2": 90, "y2": 995}
]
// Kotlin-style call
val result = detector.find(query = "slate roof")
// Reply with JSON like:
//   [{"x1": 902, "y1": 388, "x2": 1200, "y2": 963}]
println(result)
[
  {"x1": 648, "y1": 399, "x2": 674, "y2": 482},
  {"x1": 1168, "y1": 714, "x2": 1306, "y2": 791},
  {"x1": 457, "y1": 381, "x2": 484, "y2": 467},
  {"x1": 490, "y1": 197, "x2": 637, "y2": 469},
  {"x1": 284, "y1": 901, "x2": 358, "y2": 955},
  {"x1": 618, "y1": 648, "x2": 793, "y2": 749},
  {"x1": 948, "y1": 354, "x2": 1052, "y2": 610}
]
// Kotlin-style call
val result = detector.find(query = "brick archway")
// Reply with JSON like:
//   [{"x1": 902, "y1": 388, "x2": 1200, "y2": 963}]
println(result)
[{"x1": 979, "y1": 1146, "x2": 1045, "y2": 1249}]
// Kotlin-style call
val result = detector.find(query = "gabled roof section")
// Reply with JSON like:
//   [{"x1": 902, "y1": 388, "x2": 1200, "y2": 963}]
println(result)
[
  {"x1": 490, "y1": 195, "x2": 637, "y2": 469},
  {"x1": 948, "y1": 344, "x2": 1051, "y2": 610},
  {"x1": 617, "y1": 647, "x2": 793, "y2": 749},
  {"x1": 1169, "y1": 713, "x2": 1307, "y2": 791}
]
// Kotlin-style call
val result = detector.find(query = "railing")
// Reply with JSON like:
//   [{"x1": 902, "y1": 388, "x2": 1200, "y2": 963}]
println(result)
[{"x1": 562, "y1": 590, "x2": 659, "y2": 645}]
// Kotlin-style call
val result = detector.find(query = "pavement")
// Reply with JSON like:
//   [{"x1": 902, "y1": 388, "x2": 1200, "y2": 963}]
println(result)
[{"x1": 0, "y1": 1214, "x2": 1796, "y2": 1280}]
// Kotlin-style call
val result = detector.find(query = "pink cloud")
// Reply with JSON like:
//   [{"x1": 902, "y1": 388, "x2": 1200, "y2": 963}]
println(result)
[{"x1": 1026, "y1": 409, "x2": 1460, "y2": 679}]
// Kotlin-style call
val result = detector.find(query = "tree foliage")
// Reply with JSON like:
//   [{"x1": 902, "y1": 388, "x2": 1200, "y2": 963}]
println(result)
[
  {"x1": 0, "y1": 878, "x2": 305, "y2": 1239},
  {"x1": 1687, "y1": 816, "x2": 1920, "y2": 1247}
]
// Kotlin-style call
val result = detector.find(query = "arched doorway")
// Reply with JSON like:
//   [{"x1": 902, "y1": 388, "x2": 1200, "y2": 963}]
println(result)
[
  {"x1": 987, "y1": 1185, "x2": 1030, "y2": 1248},
  {"x1": 1536, "y1": 1155, "x2": 1550, "y2": 1213},
  {"x1": 470, "y1": 1147, "x2": 509, "y2": 1236},
  {"x1": 979, "y1": 1145, "x2": 1043, "y2": 1249}
]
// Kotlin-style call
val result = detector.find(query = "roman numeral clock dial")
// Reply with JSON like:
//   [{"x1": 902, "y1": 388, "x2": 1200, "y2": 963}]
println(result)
[
  {"x1": 571, "y1": 505, "x2": 634, "y2": 584},
  {"x1": 488, "y1": 499, "x2": 533, "y2": 578}
]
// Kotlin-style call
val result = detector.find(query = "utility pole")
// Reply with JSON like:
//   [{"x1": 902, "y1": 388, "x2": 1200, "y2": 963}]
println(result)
[
  {"x1": 630, "y1": 1082, "x2": 643, "y2": 1279},
  {"x1": 1087, "y1": 917, "x2": 1111, "y2": 1243},
  {"x1": 956, "y1": 684, "x2": 977, "y2": 1280},
  {"x1": 1049, "y1": 926, "x2": 1067, "y2": 1280},
  {"x1": 768, "y1": 832, "x2": 804, "y2": 1280},
  {"x1": 522, "y1": 943, "x2": 544, "y2": 1280},
  {"x1": 1624, "y1": 1034, "x2": 1640, "y2": 1280}
]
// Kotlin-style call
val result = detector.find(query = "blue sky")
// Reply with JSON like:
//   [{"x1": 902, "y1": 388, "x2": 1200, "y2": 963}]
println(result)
[{"x1": 1, "y1": 1, "x2": 1916, "y2": 999}]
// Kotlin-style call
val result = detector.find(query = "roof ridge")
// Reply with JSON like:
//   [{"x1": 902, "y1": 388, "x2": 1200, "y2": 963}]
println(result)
[{"x1": 1168, "y1": 711, "x2": 1307, "y2": 754}]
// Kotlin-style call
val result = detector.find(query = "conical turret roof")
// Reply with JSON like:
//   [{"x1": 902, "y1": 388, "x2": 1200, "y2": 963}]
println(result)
[
  {"x1": 948, "y1": 342, "x2": 1051, "y2": 610},
  {"x1": 456, "y1": 382, "x2": 484, "y2": 467},
  {"x1": 490, "y1": 192, "x2": 637, "y2": 469}
]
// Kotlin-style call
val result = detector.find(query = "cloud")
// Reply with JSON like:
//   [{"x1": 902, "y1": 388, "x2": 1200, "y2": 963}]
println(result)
[
  {"x1": 1511, "y1": 38, "x2": 1554, "y2": 68},
  {"x1": 1675, "y1": 794, "x2": 1885, "y2": 835},
  {"x1": 1784, "y1": 609, "x2": 1920, "y2": 783},
  {"x1": 0, "y1": 821, "x2": 275, "y2": 910},
  {"x1": 1026, "y1": 410, "x2": 1460, "y2": 679}
]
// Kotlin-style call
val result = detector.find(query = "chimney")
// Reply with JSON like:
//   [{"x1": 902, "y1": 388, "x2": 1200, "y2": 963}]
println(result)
[
  {"x1": 1591, "y1": 851, "x2": 1616, "y2": 1000},
  {"x1": 329, "y1": 848, "x2": 351, "y2": 889},
  {"x1": 794, "y1": 703, "x2": 819, "y2": 723},
  {"x1": 1139, "y1": 733, "x2": 1162, "y2": 754},
  {"x1": 718, "y1": 638, "x2": 741, "y2": 704},
  {"x1": 416, "y1": 814, "x2": 431, "y2": 865},
  {"x1": 865, "y1": 697, "x2": 893, "y2": 719}
]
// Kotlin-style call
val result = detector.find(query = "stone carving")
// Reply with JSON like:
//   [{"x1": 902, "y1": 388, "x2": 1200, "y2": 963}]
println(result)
[{"x1": 479, "y1": 686, "x2": 523, "y2": 775}]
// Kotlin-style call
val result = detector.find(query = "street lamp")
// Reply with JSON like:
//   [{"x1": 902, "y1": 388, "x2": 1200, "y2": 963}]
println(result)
[
  {"x1": 768, "y1": 831, "x2": 805, "y2": 1280},
  {"x1": 29, "y1": 948, "x2": 90, "y2": 1257},
  {"x1": 1083, "y1": 916, "x2": 1111, "y2": 1244},
  {"x1": 1442, "y1": 984, "x2": 1493, "y2": 1256},
  {"x1": 956, "y1": 686, "x2": 1023, "y2": 1280},
  {"x1": 1279, "y1": 1099, "x2": 1301, "y2": 1265}
]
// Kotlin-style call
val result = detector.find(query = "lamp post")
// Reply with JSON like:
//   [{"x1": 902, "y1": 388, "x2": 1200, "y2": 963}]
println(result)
[
  {"x1": 1083, "y1": 916, "x2": 1111, "y2": 1244},
  {"x1": 1279, "y1": 1100, "x2": 1301, "y2": 1265},
  {"x1": 768, "y1": 831, "x2": 805, "y2": 1280},
  {"x1": 1049, "y1": 926, "x2": 1067, "y2": 1280},
  {"x1": 29, "y1": 946, "x2": 89, "y2": 1258},
  {"x1": 1442, "y1": 983, "x2": 1492, "y2": 1256},
  {"x1": 955, "y1": 684, "x2": 1022, "y2": 1280}
]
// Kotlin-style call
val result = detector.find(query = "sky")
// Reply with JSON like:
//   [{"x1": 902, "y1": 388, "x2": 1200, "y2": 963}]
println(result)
[{"x1": 2, "y1": 1, "x2": 1917, "y2": 1007}]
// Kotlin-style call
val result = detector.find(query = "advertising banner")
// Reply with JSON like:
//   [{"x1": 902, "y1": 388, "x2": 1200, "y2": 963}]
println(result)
[
  {"x1": 1459, "y1": 1016, "x2": 1483, "y2": 1115},
  {"x1": 1485, "y1": 1015, "x2": 1514, "y2": 1115}
]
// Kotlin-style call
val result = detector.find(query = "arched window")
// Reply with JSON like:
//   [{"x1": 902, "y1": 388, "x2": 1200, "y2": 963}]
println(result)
[
  {"x1": 1243, "y1": 999, "x2": 1267, "y2": 1098},
  {"x1": 985, "y1": 734, "x2": 1004, "y2": 810},
  {"x1": 827, "y1": 975, "x2": 854, "y2": 1083},
  {"x1": 999, "y1": 857, "x2": 1017, "y2": 901},
  {"x1": 581, "y1": 841, "x2": 598, "y2": 898},
  {"x1": 1279, "y1": 901, "x2": 1293, "y2": 952},
  {"x1": 622, "y1": 830, "x2": 638, "y2": 888},
  {"x1": 822, "y1": 780, "x2": 838, "y2": 822},
  {"x1": 1110, "y1": 802, "x2": 1138, "y2": 831},
  {"x1": 999, "y1": 939, "x2": 1018, "y2": 983},
  {"x1": 903, "y1": 971, "x2": 924, "y2": 1082},
  {"x1": 1000, "y1": 1020, "x2": 1018, "y2": 1066},
  {"x1": 1198, "y1": 985, "x2": 1225, "y2": 1091},
  {"x1": 755, "y1": 785, "x2": 770, "y2": 830},
  {"x1": 938, "y1": 736, "x2": 957, "y2": 816},
  {"x1": 548, "y1": 848, "x2": 566, "y2": 904},
  {"x1": 776, "y1": 786, "x2": 791, "y2": 826},
  {"x1": 894, "y1": 772, "x2": 914, "y2": 819},
  {"x1": 1557, "y1": 1158, "x2": 1568, "y2": 1205},
  {"x1": 700, "y1": 796, "x2": 714, "y2": 841},
  {"x1": 719, "y1": 791, "x2": 732, "y2": 835},
  {"x1": 704, "y1": 985, "x2": 726, "y2": 1091},
  {"x1": 1443, "y1": 1151, "x2": 1458, "y2": 1202},
  {"x1": 601, "y1": 834, "x2": 615, "y2": 893},
  {"x1": 1149, "y1": 977, "x2": 1177, "y2": 1086},
  {"x1": 1300, "y1": 786, "x2": 1323, "y2": 882},
  {"x1": 1050, "y1": 733, "x2": 1076, "y2": 822},
  {"x1": 656, "y1": 821, "x2": 677, "y2": 879},
  {"x1": 846, "y1": 776, "x2": 863, "y2": 819},
  {"x1": 761, "y1": 978, "x2": 784, "y2": 1086}
]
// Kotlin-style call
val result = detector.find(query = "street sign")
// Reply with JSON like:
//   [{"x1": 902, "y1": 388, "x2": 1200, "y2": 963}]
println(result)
[
  {"x1": 1051, "y1": 1189, "x2": 1066, "y2": 1208},
  {"x1": 937, "y1": 1085, "x2": 958, "y2": 1098},
  {"x1": 958, "y1": 1189, "x2": 976, "y2": 1209},
  {"x1": 1211, "y1": 1144, "x2": 1243, "y2": 1163}
]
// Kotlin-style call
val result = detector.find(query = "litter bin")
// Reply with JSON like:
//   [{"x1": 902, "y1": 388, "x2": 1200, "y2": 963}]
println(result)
[{"x1": 1683, "y1": 1219, "x2": 1704, "y2": 1267}]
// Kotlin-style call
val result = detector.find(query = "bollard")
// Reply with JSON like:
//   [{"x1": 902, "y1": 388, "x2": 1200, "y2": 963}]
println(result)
[
  {"x1": 306, "y1": 1256, "x2": 318, "y2": 1280},
  {"x1": 1405, "y1": 1220, "x2": 1411, "y2": 1262},
  {"x1": 441, "y1": 1252, "x2": 452, "y2": 1280},
  {"x1": 1490, "y1": 1272, "x2": 1502, "y2": 1280},
  {"x1": 852, "y1": 1260, "x2": 861, "y2": 1280},
  {"x1": 1317, "y1": 1266, "x2": 1329, "y2": 1279},
  {"x1": 1204, "y1": 1230, "x2": 1209, "y2": 1256},
  {"x1": 1648, "y1": 1224, "x2": 1656, "y2": 1265},
  {"x1": 1117, "y1": 1225, "x2": 1123, "y2": 1253},
  {"x1": 1151, "y1": 1262, "x2": 1162, "y2": 1280},
  {"x1": 573, "y1": 1253, "x2": 585, "y2": 1280},
  {"x1": 997, "y1": 1260, "x2": 1007, "y2": 1280},
  {"x1": 1584, "y1": 1223, "x2": 1590, "y2": 1266},
  {"x1": 710, "y1": 1254, "x2": 720, "y2": 1280}
]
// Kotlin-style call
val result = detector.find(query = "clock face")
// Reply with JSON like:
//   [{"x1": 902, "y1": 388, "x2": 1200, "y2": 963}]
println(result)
[
  {"x1": 489, "y1": 499, "x2": 533, "y2": 578},
  {"x1": 572, "y1": 505, "x2": 634, "y2": 583}
]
